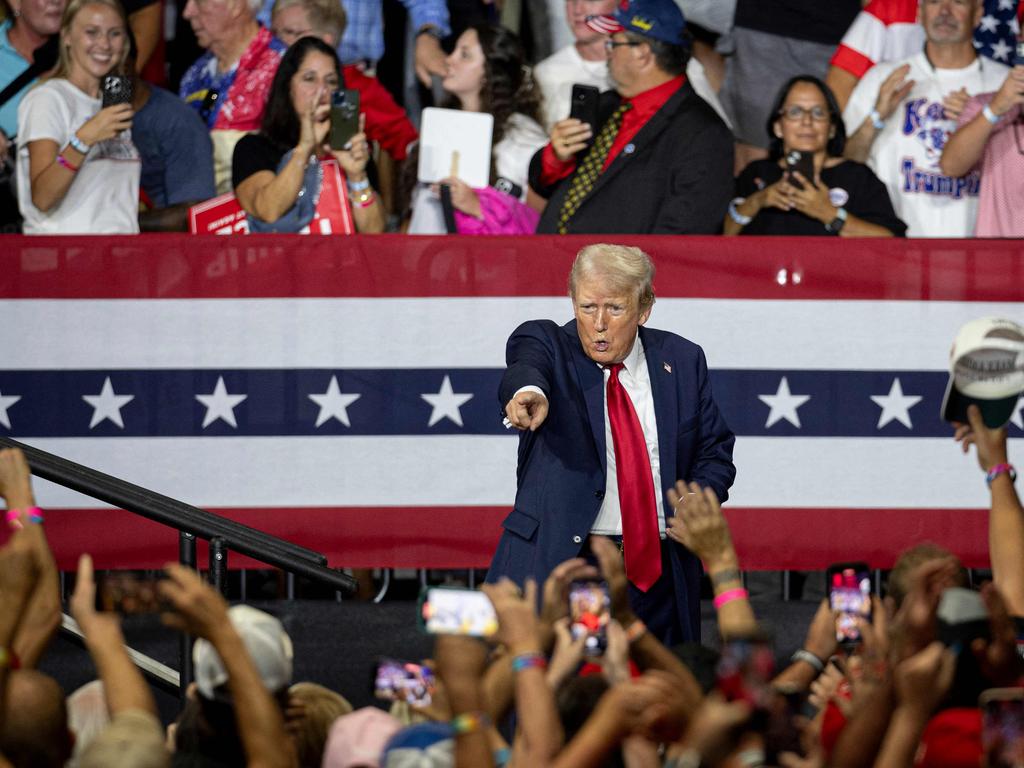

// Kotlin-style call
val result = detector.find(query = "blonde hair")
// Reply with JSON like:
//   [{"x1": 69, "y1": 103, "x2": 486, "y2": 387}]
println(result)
[
  {"x1": 271, "y1": 0, "x2": 347, "y2": 44},
  {"x1": 53, "y1": 0, "x2": 129, "y2": 82},
  {"x1": 569, "y1": 243, "x2": 656, "y2": 312},
  {"x1": 286, "y1": 682, "x2": 353, "y2": 768}
]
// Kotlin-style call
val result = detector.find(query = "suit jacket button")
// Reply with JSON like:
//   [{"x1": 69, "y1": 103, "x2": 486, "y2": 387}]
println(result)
[
  {"x1": 594, "y1": 490, "x2": 604, "y2": 499},
  {"x1": 572, "y1": 535, "x2": 582, "y2": 544}
]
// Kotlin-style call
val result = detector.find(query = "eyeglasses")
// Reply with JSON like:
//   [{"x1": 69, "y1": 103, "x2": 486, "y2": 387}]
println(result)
[
  {"x1": 604, "y1": 39, "x2": 642, "y2": 51},
  {"x1": 778, "y1": 105, "x2": 830, "y2": 123}
]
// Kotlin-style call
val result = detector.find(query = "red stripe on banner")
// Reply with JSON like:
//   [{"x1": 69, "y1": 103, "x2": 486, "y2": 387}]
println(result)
[
  {"x1": 10, "y1": 506, "x2": 989, "y2": 572},
  {"x1": 3, "y1": 235, "x2": 1024, "y2": 301}
]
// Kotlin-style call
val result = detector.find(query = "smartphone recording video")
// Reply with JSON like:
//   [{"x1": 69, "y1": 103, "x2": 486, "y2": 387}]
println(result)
[
  {"x1": 101, "y1": 75, "x2": 132, "y2": 108},
  {"x1": 329, "y1": 88, "x2": 360, "y2": 150},
  {"x1": 95, "y1": 571, "x2": 167, "y2": 614},
  {"x1": 981, "y1": 687, "x2": 1024, "y2": 768},
  {"x1": 569, "y1": 579, "x2": 610, "y2": 656},
  {"x1": 373, "y1": 657, "x2": 435, "y2": 708},
  {"x1": 827, "y1": 562, "x2": 872, "y2": 648},
  {"x1": 784, "y1": 150, "x2": 815, "y2": 190},
  {"x1": 419, "y1": 587, "x2": 498, "y2": 638}
]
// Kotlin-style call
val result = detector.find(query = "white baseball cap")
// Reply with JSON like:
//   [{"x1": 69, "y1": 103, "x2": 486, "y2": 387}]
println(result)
[{"x1": 941, "y1": 317, "x2": 1024, "y2": 428}]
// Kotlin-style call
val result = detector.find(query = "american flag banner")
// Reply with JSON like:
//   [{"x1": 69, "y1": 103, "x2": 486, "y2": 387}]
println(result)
[{"x1": 1, "y1": 235, "x2": 1022, "y2": 571}]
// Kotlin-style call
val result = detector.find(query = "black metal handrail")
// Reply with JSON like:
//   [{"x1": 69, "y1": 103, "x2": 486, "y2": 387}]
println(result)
[{"x1": 0, "y1": 436, "x2": 358, "y2": 593}]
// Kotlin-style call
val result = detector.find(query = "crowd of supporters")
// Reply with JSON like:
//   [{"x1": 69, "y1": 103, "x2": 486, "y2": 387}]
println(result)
[
  {"x1": 0, "y1": 0, "x2": 1021, "y2": 235},
  {"x1": 0, "y1": 395, "x2": 1022, "y2": 766}
]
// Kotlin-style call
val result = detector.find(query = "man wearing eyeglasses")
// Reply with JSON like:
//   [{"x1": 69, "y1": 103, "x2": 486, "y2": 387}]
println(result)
[
  {"x1": 528, "y1": 0, "x2": 733, "y2": 235},
  {"x1": 841, "y1": 0, "x2": 1010, "y2": 237}
]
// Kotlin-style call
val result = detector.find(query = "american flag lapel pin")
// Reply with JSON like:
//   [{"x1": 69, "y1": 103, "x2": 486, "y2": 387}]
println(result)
[{"x1": 663, "y1": 362, "x2": 672, "y2": 373}]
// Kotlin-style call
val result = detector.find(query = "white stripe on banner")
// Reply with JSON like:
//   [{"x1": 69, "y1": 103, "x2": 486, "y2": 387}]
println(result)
[
  {"x1": 4, "y1": 298, "x2": 1020, "y2": 370},
  {"x1": 23, "y1": 435, "x2": 990, "y2": 510}
]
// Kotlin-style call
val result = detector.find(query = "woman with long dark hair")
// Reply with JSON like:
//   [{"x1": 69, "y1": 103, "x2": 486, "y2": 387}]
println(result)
[
  {"x1": 724, "y1": 75, "x2": 905, "y2": 237},
  {"x1": 407, "y1": 23, "x2": 547, "y2": 234},
  {"x1": 231, "y1": 35, "x2": 384, "y2": 233}
]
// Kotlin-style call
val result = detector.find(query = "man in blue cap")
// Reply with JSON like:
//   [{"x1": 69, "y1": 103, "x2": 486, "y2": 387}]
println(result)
[{"x1": 529, "y1": 0, "x2": 733, "y2": 234}]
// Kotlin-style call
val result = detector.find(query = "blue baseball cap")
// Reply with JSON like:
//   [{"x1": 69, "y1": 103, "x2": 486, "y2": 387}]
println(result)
[{"x1": 586, "y1": 0, "x2": 687, "y2": 46}]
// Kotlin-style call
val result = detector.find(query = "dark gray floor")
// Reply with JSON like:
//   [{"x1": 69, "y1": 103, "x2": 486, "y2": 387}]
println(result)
[{"x1": 38, "y1": 589, "x2": 821, "y2": 725}]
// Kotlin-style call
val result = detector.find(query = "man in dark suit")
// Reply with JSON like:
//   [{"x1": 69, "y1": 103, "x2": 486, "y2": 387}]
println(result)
[
  {"x1": 528, "y1": 0, "x2": 733, "y2": 234},
  {"x1": 488, "y1": 244, "x2": 736, "y2": 644}
]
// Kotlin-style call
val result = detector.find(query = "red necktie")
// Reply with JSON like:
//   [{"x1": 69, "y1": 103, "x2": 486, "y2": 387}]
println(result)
[{"x1": 605, "y1": 363, "x2": 661, "y2": 592}]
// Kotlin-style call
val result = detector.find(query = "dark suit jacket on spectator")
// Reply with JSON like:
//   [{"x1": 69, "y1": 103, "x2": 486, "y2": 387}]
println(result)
[{"x1": 529, "y1": 81, "x2": 734, "y2": 234}]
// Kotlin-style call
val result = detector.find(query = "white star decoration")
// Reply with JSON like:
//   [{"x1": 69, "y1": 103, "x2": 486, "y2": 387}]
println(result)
[
  {"x1": 82, "y1": 377, "x2": 134, "y2": 429},
  {"x1": 758, "y1": 377, "x2": 811, "y2": 428},
  {"x1": 1011, "y1": 396, "x2": 1024, "y2": 430},
  {"x1": 195, "y1": 376, "x2": 247, "y2": 428},
  {"x1": 308, "y1": 376, "x2": 361, "y2": 427},
  {"x1": 979, "y1": 13, "x2": 1000, "y2": 33},
  {"x1": 989, "y1": 39, "x2": 1013, "y2": 61},
  {"x1": 998, "y1": 0, "x2": 1015, "y2": 12},
  {"x1": 0, "y1": 391, "x2": 22, "y2": 429},
  {"x1": 421, "y1": 375, "x2": 474, "y2": 427},
  {"x1": 870, "y1": 378, "x2": 922, "y2": 429},
  {"x1": 1009, "y1": 17, "x2": 1020, "y2": 35}
]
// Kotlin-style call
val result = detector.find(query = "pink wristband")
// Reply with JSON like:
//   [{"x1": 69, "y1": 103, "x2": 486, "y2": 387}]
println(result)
[
  {"x1": 713, "y1": 587, "x2": 749, "y2": 609},
  {"x1": 6, "y1": 507, "x2": 43, "y2": 528}
]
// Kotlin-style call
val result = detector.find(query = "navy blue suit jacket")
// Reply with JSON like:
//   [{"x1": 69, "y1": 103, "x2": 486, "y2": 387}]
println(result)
[{"x1": 487, "y1": 319, "x2": 736, "y2": 641}]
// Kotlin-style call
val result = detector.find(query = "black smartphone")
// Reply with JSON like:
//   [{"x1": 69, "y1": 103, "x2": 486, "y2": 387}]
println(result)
[
  {"x1": 95, "y1": 571, "x2": 167, "y2": 614},
  {"x1": 569, "y1": 84, "x2": 600, "y2": 142},
  {"x1": 373, "y1": 657, "x2": 435, "y2": 707},
  {"x1": 826, "y1": 562, "x2": 872, "y2": 648},
  {"x1": 329, "y1": 88, "x2": 360, "y2": 150},
  {"x1": 569, "y1": 579, "x2": 610, "y2": 656},
  {"x1": 1014, "y1": 41, "x2": 1024, "y2": 67},
  {"x1": 418, "y1": 586, "x2": 498, "y2": 637},
  {"x1": 784, "y1": 149, "x2": 816, "y2": 190},
  {"x1": 101, "y1": 75, "x2": 132, "y2": 108},
  {"x1": 981, "y1": 687, "x2": 1024, "y2": 768}
]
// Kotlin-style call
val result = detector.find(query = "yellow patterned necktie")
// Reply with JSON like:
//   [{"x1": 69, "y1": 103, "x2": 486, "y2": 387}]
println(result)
[{"x1": 557, "y1": 102, "x2": 632, "y2": 234}]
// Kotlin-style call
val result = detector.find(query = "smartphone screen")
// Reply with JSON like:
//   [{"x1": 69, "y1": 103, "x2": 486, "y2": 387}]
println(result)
[
  {"x1": 569, "y1": 579, "x2": 610, "y2": 656},
  {"x1": 569, "y1": 84, "x2": 599, "y2": 142},
  {"x1": 96, "y1": 571, "x2": 166, "y2": 614},
  {"x1": 329, "y1": 89, "x2": 360, "y2": 150},
  {"x1": 373, "y1": 657, "x2": 435, "y2": 707},
  {"x1": 784, "y1": 150, "x2": 815, "y2": 190},
  {"x1": 981, "y1": 687, "x2": 1024, "y2": 768},
  {"x1": 827, "y1": 562, "x2": 872, "y2": 647},
  {"x1": 420, "y1": 587, "x2": 498, "y2": 637},
  {"x1": 1014, "y1": 41, "x2": 1024, "y2": 67},
  {"x1": 101, "y1": 75, "x2": 132, "y2": 108}
]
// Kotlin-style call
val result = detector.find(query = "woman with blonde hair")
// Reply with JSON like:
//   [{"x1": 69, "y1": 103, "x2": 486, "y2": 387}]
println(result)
[{"x1": 16, "y1": 0, "x2": 140, "y2": 233}]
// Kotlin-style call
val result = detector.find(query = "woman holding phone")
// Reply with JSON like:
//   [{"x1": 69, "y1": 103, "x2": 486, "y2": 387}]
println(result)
[
  {"x1": 16, "y1": 0, "x2": 140, "y2": 233},
  {"x1": 724, "y1": 75, "x2": 905, "y2": 237},
  {"x1": 231, "y1": 36, "x2": 384, "y2": 233}
]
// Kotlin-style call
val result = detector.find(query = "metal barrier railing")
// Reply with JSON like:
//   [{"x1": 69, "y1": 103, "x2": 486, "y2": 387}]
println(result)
[{"x1": 0, "y1": 436, "x2": 358, "y2": 696}]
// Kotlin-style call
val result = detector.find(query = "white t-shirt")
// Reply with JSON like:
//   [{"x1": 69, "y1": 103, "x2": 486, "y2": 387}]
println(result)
[
  {"x1": 843, "y1": 52, "x2": 1009, "y2": 237},
  {"x1": 408, "y1": 112, "x2": 547, "y2": 234},
  {"x1": 533, "y1": 44, "x2": 732, "y2": 132},
  {"x1": 17, "y1": 78, "x2": 141, "y2": 234}
]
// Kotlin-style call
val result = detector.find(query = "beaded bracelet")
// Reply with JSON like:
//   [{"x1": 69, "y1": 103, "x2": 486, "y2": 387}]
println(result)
[
  {"x1": 5, "y1": 506, "x2": 44, "y2": 529},
  {"x1": 713, "y1": 587, "x2": 748, "y2": 609},
  {"x1": 987, "y1": 463, "x2": 1017, "y2": 486},
  {"x1": 56, "y1": 154, "x2": 79, "y2": 173},
  {"x1": 451, "y1": 711, "x2": 491, "y2": 735},
  {"x1": 511, "y1": 652, "x2": 547, "y2": 672}
]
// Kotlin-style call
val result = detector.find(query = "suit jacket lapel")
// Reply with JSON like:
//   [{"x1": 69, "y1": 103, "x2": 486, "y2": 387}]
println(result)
[
  {"x1": 640, "y1": 327, "x2": 678, "y2": 502},
  {"x1": 584, "y1": 83, "x2": 689, "y2": 201},
  {"x1": 564, "y1": 320, "x2": 607, "y2": 474}
]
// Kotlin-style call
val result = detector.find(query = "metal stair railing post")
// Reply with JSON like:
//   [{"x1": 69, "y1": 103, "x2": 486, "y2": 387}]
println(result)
[{"x1": 179, "y1": 531, "x2": 197, "y2": 699}]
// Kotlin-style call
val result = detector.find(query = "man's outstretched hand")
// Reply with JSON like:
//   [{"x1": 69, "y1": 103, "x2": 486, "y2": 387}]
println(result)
[
  {"x1": 505, "y1": 391, "x2": 549, "y2": 431},
  {"x1": 952, "y1": 403, "x2": 1009, "y2": 473}
]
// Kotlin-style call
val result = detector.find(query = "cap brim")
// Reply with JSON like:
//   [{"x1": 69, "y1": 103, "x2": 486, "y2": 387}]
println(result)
[
  {"x1": 585, "y1": 13, "x2": 624, "y2": 34},
  {"x1": 941, "y1": 374, "x2": 1020, "y2": 428}
]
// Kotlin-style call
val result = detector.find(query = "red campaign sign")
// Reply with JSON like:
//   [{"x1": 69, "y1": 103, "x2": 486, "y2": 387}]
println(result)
[{"x1": 189, "y1": 157, "x2": 355, "y2": 235}]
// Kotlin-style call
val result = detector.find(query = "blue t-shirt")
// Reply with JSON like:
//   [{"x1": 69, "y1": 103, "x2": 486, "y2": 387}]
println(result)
[
  {"x1": 133, "y1": 85, "x2": 216, "y2": 207},
  {"x1": 0, "y1": 20, "x2": 34, "y2": 138}
]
